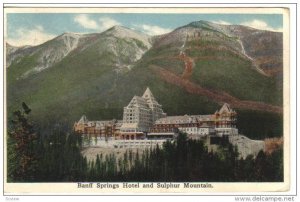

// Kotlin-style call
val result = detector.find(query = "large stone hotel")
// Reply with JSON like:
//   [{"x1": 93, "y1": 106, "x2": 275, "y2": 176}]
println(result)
[{"x1": 74, "y1": 88, "x2": 238, "y2": 140}]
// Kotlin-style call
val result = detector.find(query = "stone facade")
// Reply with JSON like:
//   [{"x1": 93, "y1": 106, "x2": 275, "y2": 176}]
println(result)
[
  {"x1": 74, "y1": 88, "x2": 238, "y2": 139},
  {"x1": 120, "y1": 87, "x2": 166, "y2": 137},
  {"x1": 228, "y1": 135, "x2": 265, "y2": 159},
  {"x1": 74, "y1": 89, "x2": 266, "y2": 158},
  {"x1": 73, "y1": 117, "x2": 123, "y2": 139},
  {"x1": 149, "y1": 103, "x2": 238, "y2": 138},
  {"x1": 214, "y1": 103, "x2": 238, "y2": 136}
]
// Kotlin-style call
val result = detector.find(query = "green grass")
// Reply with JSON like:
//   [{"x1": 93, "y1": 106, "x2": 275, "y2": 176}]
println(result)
[
  {"x1": 143, "y1": 41, "x2": 282, "y2": 106},
  {"x1": 191, "y1": 59, "x2": 282, "y2": 105},
  {"x1": 151, "y1": 58, "x2": 184, "y2": 75},
  {"x1": 7, "y1": 53, "x2": 40, "y2": 84},
  {"x1": 119, "y1": 63, "x2": 220, "y2": 116}
]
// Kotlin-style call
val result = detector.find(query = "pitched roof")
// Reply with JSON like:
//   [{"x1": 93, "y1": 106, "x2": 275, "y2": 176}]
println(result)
[
  {"x1": 142, "y1": 87, "x2": 154, "y2": 99},
  {"x1": 142, "y1": 87, "x2": 160, "y2": 106},
  {"x1": 155, "y1": 115, "x2": 194, "y2": 124},
  {"x1": 218, "y1": 103, "x2": 234, "y2": 114},
  {"x1": 191, "y1": 115, "x2": 214, "y2": 121},
  {"x1": 120, "y1": 123, "x2": 139, "y2": 129},
  {"x1": 126, "y1": 96, "x2": 149, "y2": 109},
  {"x1": 78, "y1": 115, "x2": 88, "y2": 124},
  {"x1": 155, "y1": 114, "x2": 214, "y2": 124}
]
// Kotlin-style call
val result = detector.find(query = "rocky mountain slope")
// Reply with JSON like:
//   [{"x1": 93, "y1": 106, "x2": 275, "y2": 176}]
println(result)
[
  {"x1": 7, "y1": 25, "x2": 152, "y2": 79},
  {"x1": 6, "y1": 21, "x2": 283, "y2": 139},
  {"x1": 155, "y1": 20, "x2": 283, "y2": 79}
]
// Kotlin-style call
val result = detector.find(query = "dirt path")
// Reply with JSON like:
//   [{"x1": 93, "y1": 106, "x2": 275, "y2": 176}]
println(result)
[
  {"x1": 150, "y1": 65, "x2": 283, "y2": 114},
  {"x1": 178, "y1": 52, "x2": 194, "y2": 79}
]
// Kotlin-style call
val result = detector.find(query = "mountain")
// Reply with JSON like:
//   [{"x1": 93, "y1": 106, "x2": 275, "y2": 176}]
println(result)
[
  {"x1": 188, "y1": 21, "x2": 283, "y2": 78},
  {"x1": 6, "y1": 43, "x2": 33, "y2": 67},
  {"x1": 143, "y1": 20, "x2": 282, "y2": 105},
  {"x1": 6, "y1": 21, "x2": 283, "y2": 139},
  {"x1": 155, "y1": 20, "x2": 283, "y2": 79},
  {"x1": 7, "y1": 26, "x2": 152, "y2": 79}
]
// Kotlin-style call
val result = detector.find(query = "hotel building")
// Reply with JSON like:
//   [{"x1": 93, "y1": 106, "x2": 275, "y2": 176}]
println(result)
[{"x1": 74, "y1": 88, "x2": 238, "y2": 140}]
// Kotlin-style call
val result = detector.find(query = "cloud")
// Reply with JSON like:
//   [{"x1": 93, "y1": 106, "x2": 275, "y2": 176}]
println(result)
[
  {"x1": 241, "y1": 19, "x2": 282, "y2": 32},
  {"x1": 74, "y1": 15, "x2": 169, "y2": 35},
  {"x1": 212, "y1": 19, "x2": 282, "y2": 32},
  {"x1": 212, "y1": 20, "x2": 232, "y2": 25},
  {"x1": 74, "y1": 15, "x2": 121, "y2": 31},
  {"x1": 134, "y1": 24, "x2": 172, "y2": 35},
  {"x1": 7, "y1": 25, "x2": 56, "y2": 47},
  {"x1": 74, "y1": 14, "x2": 99, "y2": 30},
  {"x1": 98, "y1": 17, "x2": 121, "y2": 30}
]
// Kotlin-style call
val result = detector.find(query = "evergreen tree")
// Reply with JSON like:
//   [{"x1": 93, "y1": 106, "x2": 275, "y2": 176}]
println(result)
[{"x1": 7, "y1": 102, "x2": 39, "y2": 182}]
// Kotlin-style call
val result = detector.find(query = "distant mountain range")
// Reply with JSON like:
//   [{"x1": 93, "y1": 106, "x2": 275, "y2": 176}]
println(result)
[{"x1": 6, "y1": 20, "x2": 283, "y2": 138}]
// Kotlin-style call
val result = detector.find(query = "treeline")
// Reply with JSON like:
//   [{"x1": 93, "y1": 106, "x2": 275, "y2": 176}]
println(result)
[
  {"x1": 7, "y1": 103, "x2": 87, "y2": 182},
  {"x1": 7, "y1": 104, "x2": 283, "y2": 182},
  {"x1": 84, "y1": 134, "x2": 283, "y2": 182},
  {"x1": 237, "y1": 110, "x2": 283, "y2": 140}
]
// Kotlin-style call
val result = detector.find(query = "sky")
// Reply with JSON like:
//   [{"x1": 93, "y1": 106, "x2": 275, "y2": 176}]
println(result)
[{"x1": 6, "y1": 13, "x2": 283, "y2": 47}]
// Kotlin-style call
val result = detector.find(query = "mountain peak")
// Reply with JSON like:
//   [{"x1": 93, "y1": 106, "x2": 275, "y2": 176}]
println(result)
[
  {"x1": 6, "y1": 42, "x2": 13, "y2": 47},
  {"x1": 186, "y1": 20, "x2": 224, "y2": 30},
  {"x1": 106, "y1": 25, "x2": 149, "y2": 36},
  {"x1": 110, "y1": 25, "x2": 131, "y2": 31},
  {"x1": 189, "y1": 20, "x2": 211, "y2": 25},
  {"x1": 104, "y1": 25, "x2": 152, "y2": 49},
  {"x1": 57, "y1": 32, "x2": 82, "y2": 39}
]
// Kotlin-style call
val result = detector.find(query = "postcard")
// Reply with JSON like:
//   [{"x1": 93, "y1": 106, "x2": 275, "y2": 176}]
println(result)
[{"x1": 3, "y1": 6, "x2": 290, "y2": 194}]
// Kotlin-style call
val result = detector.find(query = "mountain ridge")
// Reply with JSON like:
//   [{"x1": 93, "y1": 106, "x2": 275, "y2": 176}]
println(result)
[
  {"x1": 7, "y1": 26, "x2": 153, "y2": 79},
  {"x1": 6, "y1": 20, "x2": 283, "y2": 138},
  {"x1": 7, "y1": 21, "x2": 282, "y2": 78}
]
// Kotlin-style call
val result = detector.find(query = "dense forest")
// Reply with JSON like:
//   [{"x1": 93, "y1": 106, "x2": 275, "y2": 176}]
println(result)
[{"x1": 7, "y1": 104, "x2": 283, "y2": 182}]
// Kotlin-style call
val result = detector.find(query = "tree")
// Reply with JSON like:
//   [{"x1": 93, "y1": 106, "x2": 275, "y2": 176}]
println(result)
[{"x1": 7, "y1": 102, "x2": 39, "y2": 182}]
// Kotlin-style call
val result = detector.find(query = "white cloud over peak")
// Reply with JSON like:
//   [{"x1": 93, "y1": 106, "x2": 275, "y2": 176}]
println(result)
[
  {"x1": 241, "y1": 19, "x2": 282, "y2": 32},
  {"x1": 7, "y1": 25, "x2": 56, "y2": 47},
  {"x1": 74, "y1": 14, "x2": 99, "y2": 30},
  {"x1": 73, "y1": 15, "x2": 281, "y2": 34},
  {"x1": 98, "y1": 17, "x2": 121, "y2": 30},
  {"x1": 134, "y1": 24, "x2": 172, "y2": 36},
  {"x1": 74, "y1": 14, "x2": 121, "y2": 31},
  {"x1": 211, "y1": 19, "x2": 282, "y2": 32}
]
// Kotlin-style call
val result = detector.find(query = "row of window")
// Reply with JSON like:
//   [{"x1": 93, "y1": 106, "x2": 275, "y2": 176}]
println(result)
[{"x1": 179, "y1": 128, "x2": 210, "y2": 132}]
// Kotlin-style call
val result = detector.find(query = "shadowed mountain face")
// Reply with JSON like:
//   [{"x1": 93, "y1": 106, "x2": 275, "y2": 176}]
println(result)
[{"x1": 6, "y1": 21, "x2": 283, "y2": 138}]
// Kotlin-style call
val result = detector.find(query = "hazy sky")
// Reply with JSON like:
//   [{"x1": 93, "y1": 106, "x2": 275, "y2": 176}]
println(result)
[{"x1": 6, "y1": 13, "x2": 283, "y2": 47}]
